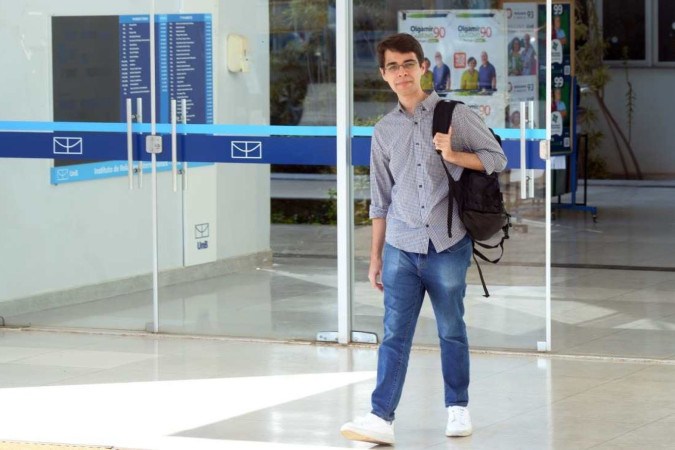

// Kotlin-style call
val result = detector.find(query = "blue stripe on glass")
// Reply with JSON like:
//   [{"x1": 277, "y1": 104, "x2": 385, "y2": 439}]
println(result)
[{"x1": 0, "y1": 121, "x2": 547, "y2": 140}]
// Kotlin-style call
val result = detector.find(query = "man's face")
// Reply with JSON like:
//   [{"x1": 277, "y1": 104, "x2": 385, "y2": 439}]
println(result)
[
  {"x1": 481, "y1": 52, "x2": 488, "y2": 64},
  {"x1": 524, "y1": 34, "x2": 531, "y2": 48},
  {"x1": 381, "y1": 50, "x2": 423, "y2": 97},
  {"x1": 435, "y1": 55, "x2": 443, "y2": 67}
]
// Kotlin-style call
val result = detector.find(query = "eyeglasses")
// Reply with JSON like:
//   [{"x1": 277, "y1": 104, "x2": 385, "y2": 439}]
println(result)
[{"x1": 384, "y1": 61, "x2": 419, "y2": 74}]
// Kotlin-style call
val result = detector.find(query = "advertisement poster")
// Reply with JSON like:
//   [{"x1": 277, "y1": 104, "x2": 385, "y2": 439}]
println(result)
[
  {"x1": 504, "y1": 2, "x2": 539, "y2": 129},
  {"x1": 539, "y1": 3, "x2": 573, "y2": 154},
  {"x1": 400, "y1": 10, "x2": 507, "y2": 128}
]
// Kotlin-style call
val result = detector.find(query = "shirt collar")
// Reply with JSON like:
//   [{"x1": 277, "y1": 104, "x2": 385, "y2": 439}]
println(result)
[{"x1": 397, "y1": 91, "x2": 440, "y2": 114}]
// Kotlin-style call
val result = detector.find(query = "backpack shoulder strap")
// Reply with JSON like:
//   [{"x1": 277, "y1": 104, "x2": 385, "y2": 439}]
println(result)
[
  {"x1": 432, "y1": 100, "x2": 460, "y2": 137},
  {"x1": 433, "y1": 100, "x2": 462, "y2": 238}
]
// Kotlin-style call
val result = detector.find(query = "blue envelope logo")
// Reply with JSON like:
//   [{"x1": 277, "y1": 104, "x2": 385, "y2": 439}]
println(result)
[
  {"x1": 194, "y1": 223, "x2": 210, "y2": 239},
  {"x1": 231, "y1": 141, "x2": 262, "y2": 159},
  {"x1": 53, "y1": 137, "x2": 84, "y2": 155}
]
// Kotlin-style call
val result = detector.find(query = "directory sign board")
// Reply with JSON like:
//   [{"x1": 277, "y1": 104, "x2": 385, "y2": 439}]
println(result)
[{"x1": 52, "y1": 14, "x2": 213, "y2": 183}]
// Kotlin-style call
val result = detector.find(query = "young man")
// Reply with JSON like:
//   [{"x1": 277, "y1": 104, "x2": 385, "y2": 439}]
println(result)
[{"x1": 340, "y1": 33, "x2": 506, "y2": 445}]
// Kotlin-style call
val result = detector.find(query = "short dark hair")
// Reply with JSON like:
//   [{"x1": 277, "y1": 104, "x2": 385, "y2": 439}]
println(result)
[
  {"x1": 467, "y1": 57, "x2": 477, "y2": 64},
  {"x1": 376, "y1": 33, "x2": 424, "y2": 68}
]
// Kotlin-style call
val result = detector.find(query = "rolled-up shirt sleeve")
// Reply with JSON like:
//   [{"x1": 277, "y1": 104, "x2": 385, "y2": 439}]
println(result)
[
  {"x1": 369, "y1": 128, "x2": 393, "y2": 219},
  {"x1": 454, "y1": 104, "x2": 508, "y2": 174}
]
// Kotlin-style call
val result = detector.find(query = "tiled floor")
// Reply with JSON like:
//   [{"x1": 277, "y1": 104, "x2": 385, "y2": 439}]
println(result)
[
  {"x1": 3, "y1": 177, "x2": 675, "y2": 449},
  {"x1": 2, "y1": 183, "x2": 675, "y2": 359},
  {"x1": 1, "y1": 329, "x2": 674, "y2": 449}
]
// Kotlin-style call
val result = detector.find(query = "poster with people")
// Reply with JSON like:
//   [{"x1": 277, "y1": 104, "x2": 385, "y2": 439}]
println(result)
[
  {"x1": 504, "y1": 3, "x2": 539, "y2": 130},
  {"x1": 550, "y1": 75, "x2": 571, "y2": 145},
  {"x1": 539, "y1": 2, "x2": 573, "y2": 155},
  {"x1": 400, "y1": 10, "x2": 507, "y2": 128}
]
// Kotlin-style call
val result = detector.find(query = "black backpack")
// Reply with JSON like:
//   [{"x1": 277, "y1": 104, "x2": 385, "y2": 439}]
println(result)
[{"x1": 432, "y1": 100, "x2": 511, "y2": 298}]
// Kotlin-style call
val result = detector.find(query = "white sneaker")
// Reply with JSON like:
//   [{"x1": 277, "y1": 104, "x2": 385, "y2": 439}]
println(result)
[
  {"x1": 340, "y1": 413, "x2": 395, "y2": 445},
  {"x1": 446, "y1": 406, "x2": 473, "y2": 437}
]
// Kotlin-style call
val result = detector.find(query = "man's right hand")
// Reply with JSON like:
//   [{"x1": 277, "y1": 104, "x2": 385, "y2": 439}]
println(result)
[{"x1": 368, "y1": 258, "x2": 384, "y2": 292}]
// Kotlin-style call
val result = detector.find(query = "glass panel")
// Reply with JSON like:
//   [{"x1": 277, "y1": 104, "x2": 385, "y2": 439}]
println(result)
[
  {"x1": 0, "y1": 1, "x2": 158, "y2": 330},
  {"x1": 155, "y1": 0, "x2": 338, "y2": 339},
  {"x1": 603, "y1": 0, "x2": 646, "y2": 61},
  {"x1": 658, "y1": 0, "x2": 675, "y2": 62},
  {"x1": 550, "y1": 0, "x2": 675, "y2": 360},
  {"x1": 351, "y1": 0, "x2": 549, "y2": 351}
]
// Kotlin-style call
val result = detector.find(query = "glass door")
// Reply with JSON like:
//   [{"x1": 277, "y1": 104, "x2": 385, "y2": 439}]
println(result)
[
  {"x1": 1, "y1": 0, "x2": 554, "y2": 350},
  {"x1": 347, "y1": 0, "x2": 553, "y2": 351},
  {"x1": 0, "y1": 1, "x2": 161, "y2": 331},
  {"x1": 153, "y1": 0, "x2": 341, "y2": 339}
]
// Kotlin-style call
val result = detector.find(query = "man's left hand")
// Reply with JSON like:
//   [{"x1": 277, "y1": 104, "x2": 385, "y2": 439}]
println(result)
[{"x1": 433, "y1": 124, "x2": 455, "y2": 163}]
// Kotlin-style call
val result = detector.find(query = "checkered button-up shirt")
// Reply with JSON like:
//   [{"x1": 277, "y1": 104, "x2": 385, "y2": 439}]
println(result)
[{"x1": 369, "y1": 92, "x2": 507, "y2": 254}]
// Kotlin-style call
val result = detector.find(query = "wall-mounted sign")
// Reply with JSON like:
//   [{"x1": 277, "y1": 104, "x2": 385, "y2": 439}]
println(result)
[{"x1": 51, "y1": 14, "x2": 213, "y2": 184}]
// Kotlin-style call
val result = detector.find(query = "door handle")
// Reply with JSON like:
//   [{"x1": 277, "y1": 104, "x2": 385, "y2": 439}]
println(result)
[
  {"x1": 181, "y1": 98, "x2": 188, "y2": 191},
  {"x1": 528, "y1": 100, "x2": 535, "y2": 198},
  {"x1": 520, "y1": 101, "x2": 527, "y2": 199},
  {"x1": 136, "y1": 97, "x2": 144, "y2": 188},
  {"x1": 126, "y1": 98, "x2": 133, "y2": 190},
  {"x1": 171, "y1": 99, "x2": 178, "y2": 192}
]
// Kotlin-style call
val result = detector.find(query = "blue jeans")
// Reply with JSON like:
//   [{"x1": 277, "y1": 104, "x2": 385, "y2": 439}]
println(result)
[{"x1": 371, "y1": 236, "x2": 472, "y2": 422}]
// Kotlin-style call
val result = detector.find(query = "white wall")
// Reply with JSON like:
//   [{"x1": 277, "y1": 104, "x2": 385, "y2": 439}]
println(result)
[
  {"x1": 590, "y1": 67, "x2": 675, "y2": 178},
  {"x1": 211, "y1": 0, "x2": 271, "y2": 258},
  {"x1": 0, "y1": 0, "x2": 271, "y2": 304}
]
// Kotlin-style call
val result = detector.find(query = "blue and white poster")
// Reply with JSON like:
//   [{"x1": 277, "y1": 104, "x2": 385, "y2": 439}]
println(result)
[
  {"x1": 400, "y1": 10, "x2": 508, "y2": 128},
  {"x1": 505, "y1": 2, "x2": 539, "y2": 130},
  {"x1": 119, "y1": 14, "x2": 213, "y2": 125}
]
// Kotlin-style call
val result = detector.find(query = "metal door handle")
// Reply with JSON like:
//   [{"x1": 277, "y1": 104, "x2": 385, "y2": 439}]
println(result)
[
  {"x1": 136, "y1": 97, "x2": 144, "y2": 188},
  {"x1": 528, "y1": 101, "x2": 536, "y2": 198},
  {"x1": 171, "y1": 99, "x2": 178, "y2": 192},
  {"x1": 520, "y1": 101, "x2": 527, "y2": 199},
  {"x1": 181, "y1": 99, "x2": 188, "y2": 191},
  {"x1": 126, "y1": 98, "x2": 133, "y2": 190}
]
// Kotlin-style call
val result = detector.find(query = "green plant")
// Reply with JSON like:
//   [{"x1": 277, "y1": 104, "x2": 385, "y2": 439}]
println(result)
[
  {"x1": 326, "y1": 188, "x2": 338, "y2": 223},
  {"x1": 271, "y1": 198, "x2": 338, "y2": 225},
  {"x1": 353, "y1": 115, "x2": 384, "y2": 126},
  {"x1": 270, "y1": 0, "x2": 335, "y2": 125},
  {"x1": 585, "y1": 129, "x2": 610, "y2": 179},
  {"x1": 270, "y1": 40, "x2": 310, "y2": 125}
]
